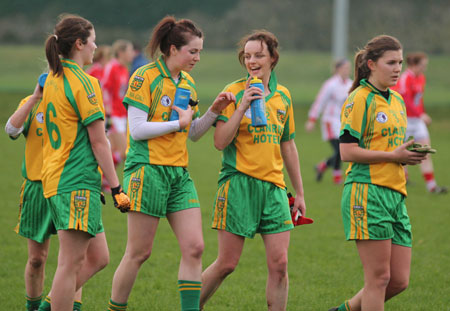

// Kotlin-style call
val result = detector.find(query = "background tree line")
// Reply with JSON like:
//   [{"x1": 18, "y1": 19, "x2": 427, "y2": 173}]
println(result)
[{"x1": 1, "y1": 0, "x2": 450, "y2": 54}]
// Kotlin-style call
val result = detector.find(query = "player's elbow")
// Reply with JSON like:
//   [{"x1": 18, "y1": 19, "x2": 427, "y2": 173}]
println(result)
[{"x1": 214, "y1": 140, "x2": 226, "y2": 151}]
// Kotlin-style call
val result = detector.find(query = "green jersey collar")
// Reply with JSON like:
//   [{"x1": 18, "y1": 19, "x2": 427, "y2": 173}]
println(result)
[{"x1": 61, "y1": 58, "x2": 81, "y2": 69}]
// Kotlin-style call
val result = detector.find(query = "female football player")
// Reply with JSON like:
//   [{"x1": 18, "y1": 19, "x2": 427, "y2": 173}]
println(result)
[{"x1": 329, "y1": 35, "x2": 427, "y2": 311}]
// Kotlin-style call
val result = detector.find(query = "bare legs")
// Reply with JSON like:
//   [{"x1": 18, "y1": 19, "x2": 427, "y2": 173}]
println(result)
[
  {"x1": 200, "y1": 230, "x2": 290, "y2": 311},
  {"x1": 345, "y1": 241, "x2": 411, "y2": 311}
]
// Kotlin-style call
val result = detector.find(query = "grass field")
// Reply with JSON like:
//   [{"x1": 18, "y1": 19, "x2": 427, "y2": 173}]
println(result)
[{"x1": 0, "y1": 46, "x2": 449, "y2": 310}]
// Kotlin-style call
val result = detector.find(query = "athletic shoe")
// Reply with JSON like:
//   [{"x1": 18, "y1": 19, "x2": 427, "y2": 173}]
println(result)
[
  {"x1": 430, "y1": 185, "x2": 448, "y2": 194},
  {"x1": 315, "y1": 162, "x2": 327, "y2": 182}
]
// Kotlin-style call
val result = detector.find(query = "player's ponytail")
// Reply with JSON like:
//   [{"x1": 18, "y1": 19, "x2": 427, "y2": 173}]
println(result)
[
  {"x1": 147, "y1": 16, "x2": 203, "y2": 60},
  {"x1": 45, "y1": 14, "x2": 93, "y2": 76},
  {"x1": 349, "y1": 35, "x2": 402, "y2": 93}
]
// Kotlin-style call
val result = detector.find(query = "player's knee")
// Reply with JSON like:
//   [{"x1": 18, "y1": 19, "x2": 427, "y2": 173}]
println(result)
[
  {"x1": 92, "y1": 252, "x2": 110, "y2": 271},
  {"x1": 28, "y1": 256, "x2": 46, "y2": 270},
  {"x1": 268, "y1": 254, "x2": 288, "y2": 277},
  {"x1": 218, "y1": 260, "x2": 238, "y2": 277},
  {"x1": 370, "y1": 271, "x2": 391, "y2": 290},
  {"x1": 389, "y1": 278, "x2": 409, "y2": 295},
  {"x1": 127, "y1": 248, "x2": 152, "y2": 265},
  {"x1": 183, "y1": 240, "x2": 204, "y2": 260}
]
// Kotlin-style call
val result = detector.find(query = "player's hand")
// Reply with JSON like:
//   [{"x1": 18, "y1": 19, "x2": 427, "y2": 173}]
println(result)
[
  {"x1": 420, "y1": 113, "x2": 432, "y2": 126},
  {"x1": 111, "y1": 185, "x2": 130, "y2": 213},
  {"x1": 173, "y1": 105, "x2": 194, "y2": 130},
  {"x1": 210, "y1": 92, "x2": 236, "y2": 114},
  {"x1": 292, "y1": 194, "x2": 306, "y2": 217},
  {"x1": 305, "y1": 120, "x2": 315, "y2": 132},
  {"x1": 393, "y1": 140, "x2": 427, "y2": 165},
  {"x1": 31, "y1": 82, "x2": 43, "y2": 101},
  {"x1": 239, "y1": 76, "x2": 263, "y2": 111}
]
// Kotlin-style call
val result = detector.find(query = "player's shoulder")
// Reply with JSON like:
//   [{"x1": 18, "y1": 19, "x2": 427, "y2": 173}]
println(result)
[
  {"x1": 276, "y1": 83, "x2": 291, "y2": 97},
  {"x1": 134, "y1": 61, "x2": 158, "y2": 79},
  {"x1": 64, "y1": 65, "x2": 98, "y2": 93},
  {"x1": 346, "y1": 84, "x2": 371, "y2": 107},
  {"x1": 223, "y1": 77, "x2": 247, "y2": 93}
]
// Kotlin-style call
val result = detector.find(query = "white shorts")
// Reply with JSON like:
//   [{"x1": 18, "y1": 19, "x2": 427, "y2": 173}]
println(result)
[
  {"x1": 406, "y1": 117, "x2": 429, "y2": 141},
  {"x1": 110, "y1": 116, "x2": 127, "y2": 134},
  {"x1": 321, "y1": 119, "x2": 340, "y2": 141}
]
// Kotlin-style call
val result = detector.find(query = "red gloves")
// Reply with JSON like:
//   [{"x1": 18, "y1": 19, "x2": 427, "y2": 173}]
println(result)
[{"x1": 288, "y1": 193, "x2": 314, "y2": 226}]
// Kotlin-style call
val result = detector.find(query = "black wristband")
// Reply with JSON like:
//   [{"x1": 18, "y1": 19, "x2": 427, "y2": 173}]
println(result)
[{"x1": 111, "y1": 185, "x2": 122, "y2": 196}]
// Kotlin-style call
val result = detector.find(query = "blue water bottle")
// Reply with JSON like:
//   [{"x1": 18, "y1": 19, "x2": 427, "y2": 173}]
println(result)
[
  {"x1": 38, "y1": 73, "x2": 48, "y2": 89},
  {"x1": 169, "y1": 82, "x2": 191, "y2": 121},
  {"x1": 250, "y1": 77, "x2": 267, "y2": 127}
]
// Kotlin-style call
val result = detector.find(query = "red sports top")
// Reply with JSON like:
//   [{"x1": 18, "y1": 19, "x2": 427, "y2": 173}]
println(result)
[
  {"x1": 102, "y1": 59, "x2": 129, "y2": 117},
  {"x1": 392, "y1": 69, "x2": 426, "y2": 117},
  {"x1": 86, "y1": 63, "x2": 105, "y2": 81}
]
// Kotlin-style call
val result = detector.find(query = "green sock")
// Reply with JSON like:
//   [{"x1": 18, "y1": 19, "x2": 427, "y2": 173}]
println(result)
[
  {"x1": 338, "y1": 300, "x2": 351, "y2": 311},
  {"x1": 38, "y1": 296, "x2": 51, "y2": 311},
  {"x1": 178, "y1": 280, "x2": 202, "y2": 311},
  {"x1": 73, "y1": 300, "x2": 82, "y2": 311},
  {"x1": 108, "y1": 299, "x2": 127, "y2": 311},
  {"x1": 26, "y1": 294, "x2": 42, "y2": 311}
]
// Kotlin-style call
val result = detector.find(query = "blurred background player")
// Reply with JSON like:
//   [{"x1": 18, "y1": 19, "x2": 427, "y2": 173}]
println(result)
[
  {"x1": 392, "y1": 52, "x2": 447, "y2": 194},
  {"x1": 330, "y1": 35, "x2": 426, "y2": 311},
  {"x1": 40, "y1": 14, "x2": 129, "y2": 311},
  {"x1": 107, "y1": 16, "x2": 234, "y2": 311},
  {"x1": 86, "y1": 45, "x2": 111, "y2": 82},
  {"x1": 102, "y1": 39, "x2": 134, "y2": 172},
  {"x1": 305, "y1": 59, "x2": 352, "y2": 184},
  {"x1": 129, "y1": 41, "x2": 149, "y2": 77},
  {"x1": 200, "y1": 30, "x2": 306, "y2": 311},
  {"x1": 5, "y1": 80, "x2": 83, "y2": 311}
]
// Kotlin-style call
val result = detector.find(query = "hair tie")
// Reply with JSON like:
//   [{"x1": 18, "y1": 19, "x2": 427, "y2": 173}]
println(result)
[{"x1": 53, "y1": 34, "x2": 58, "y2": 41}]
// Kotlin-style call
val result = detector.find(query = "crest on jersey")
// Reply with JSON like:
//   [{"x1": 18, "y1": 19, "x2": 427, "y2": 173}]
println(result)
[
  {"x1": 344, "y1": 102, "x2": 354, "y2": 118},
  {"x1": 36, "y1": 112, "x2": 44, "y2": 124},
  {"x1": 74, "y1": 195, "x2": 87, "y2": 211},
  {"x1": 87, "y1": 92, "x2": 97, "y2": 105},
  {"x1": 130, "y1": 177, "x2": 141, "y2": 193},
  {"x1": 161, "y1": 95, "x2": 172, "y2": 107},
  {"x1": 277, "y1": 109, "x2": 286, "y2": 123},
  {"x1": 376, "y1": 112, "x2": 388, "y2": 123},
  {"x1": 131, "y1": 75, "x2": 144, "y2": 91},
  {"x1": 216, "y1": 196, "x2": 226, "y2": 212},
  {"x1": 352, "y1": 205, "x2": 365, "y2": 220}
]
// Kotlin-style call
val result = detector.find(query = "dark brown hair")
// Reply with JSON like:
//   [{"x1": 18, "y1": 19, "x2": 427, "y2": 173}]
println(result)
[
  {"x1": 45, "y1": 14, "x2": 93, "y2": 76},
  {"x1": 350, "y1": 35, "x2": 402, "y2": 92},
  {"x1": 238, "y1": 30, "x2": 280, "y2": 69},
  {"x1": 406, "y1": 52, "x2": 427, "y2": 66},
  {"x1": 146, "y1": 16, "x2": 203, "y2": 60}
]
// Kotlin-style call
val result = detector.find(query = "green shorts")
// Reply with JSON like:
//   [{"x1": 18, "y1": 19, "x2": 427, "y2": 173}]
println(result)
[
  {"x1": 47, "y1": 189, "x2": 103, "y2": 237},
  {"x1": 123, "y1": 164, "x2": 200, "y2": 217},
  {"x1": 341, "y1": 182, "x2": 412, "y2": 247},
  {"x1": 15, "y1": 179, "x2": 56, "y2": 243},
  {"x1": 211, "y1": 173, "x2": 294, "y2": 238}
]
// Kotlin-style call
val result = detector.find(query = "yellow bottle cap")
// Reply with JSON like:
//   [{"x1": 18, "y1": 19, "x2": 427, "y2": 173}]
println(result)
[{"x1": 251, "y1": 76, "x2": 262, "y2": 84}]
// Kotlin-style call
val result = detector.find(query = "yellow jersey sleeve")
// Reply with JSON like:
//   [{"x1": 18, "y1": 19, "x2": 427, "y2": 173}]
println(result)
[{"x1": 340, "y1": 88, "x2": 367, "y2": 140}]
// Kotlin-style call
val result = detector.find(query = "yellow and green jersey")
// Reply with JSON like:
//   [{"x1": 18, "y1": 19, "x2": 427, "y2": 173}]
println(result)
[
  {"x1": 217, "y1": 72, "x2": 295, "y2": 189},
  {"x1": 10, "y1": 96, "x2": 44, "y2": 181},
  {"x1": 123, "y1": 56, "x2": 199, "y2": 170},
  {"x1": 340, "y1": 79, "x2": 408, "y2": 195},
  {"x1": 41, "y1": 59, "x2": 105, "y2": 198}
]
